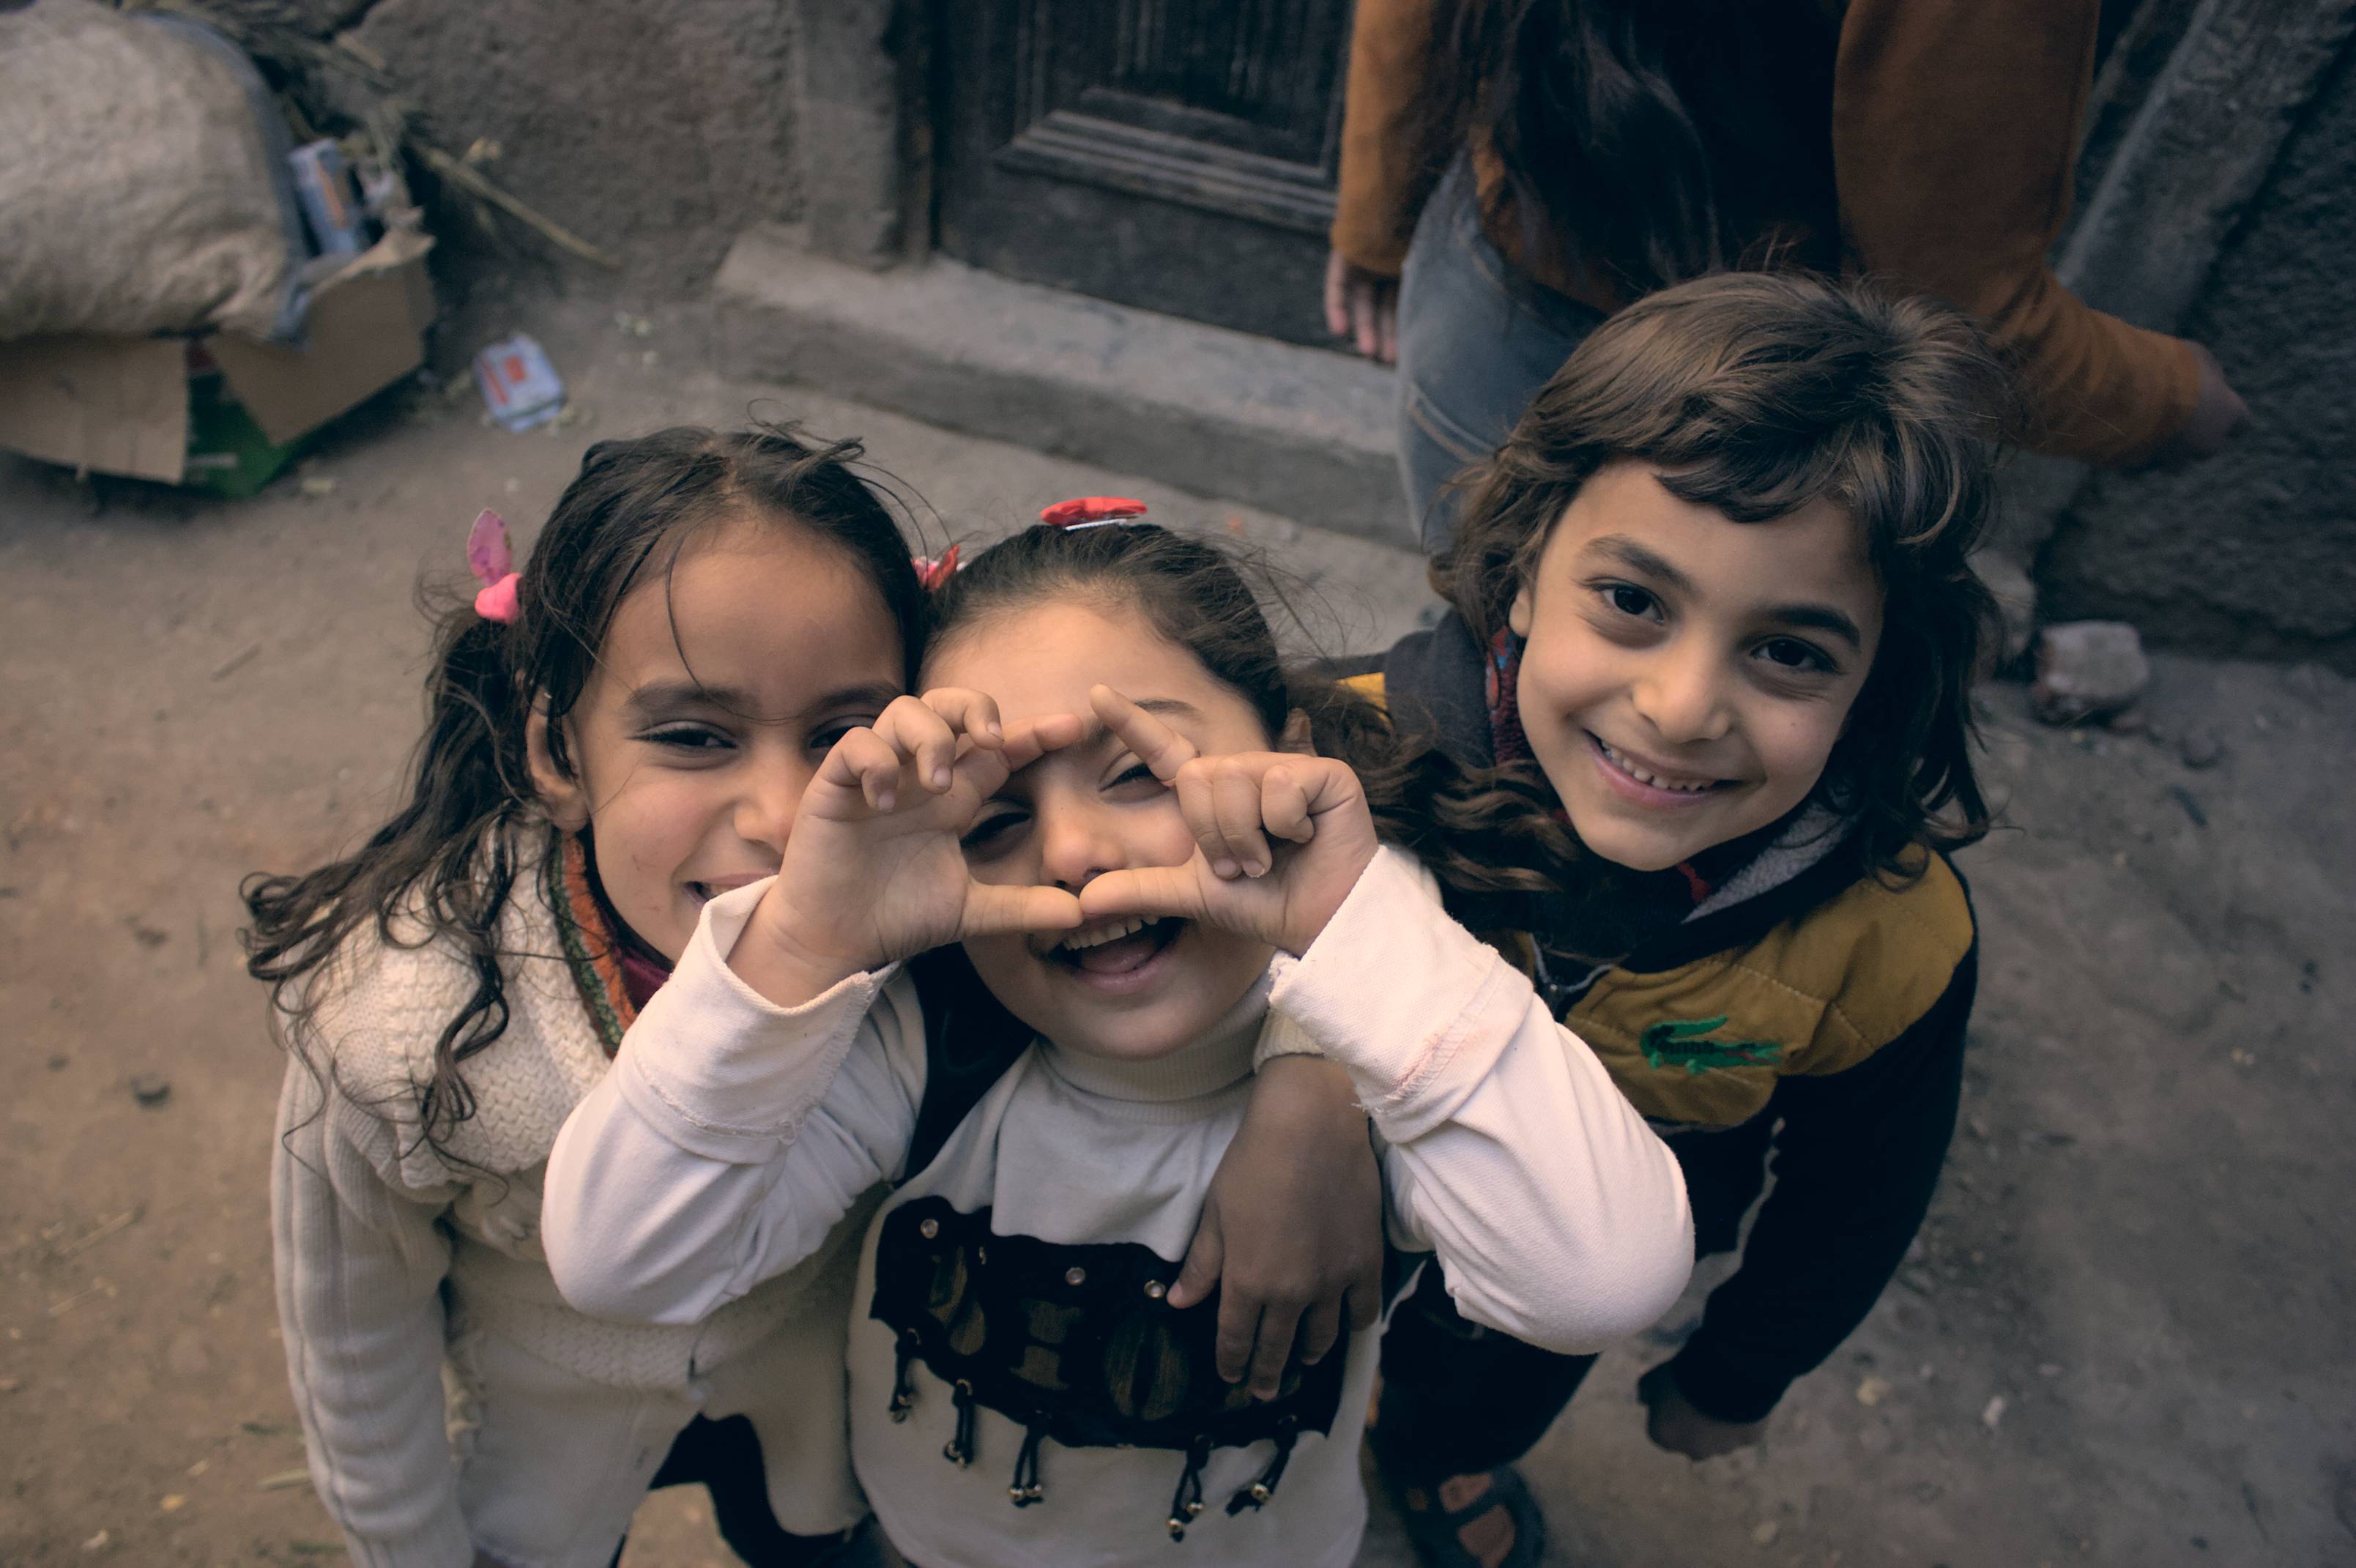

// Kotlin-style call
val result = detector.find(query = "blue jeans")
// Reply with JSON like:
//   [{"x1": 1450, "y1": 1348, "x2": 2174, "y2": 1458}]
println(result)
[{"x1": 1395, "y1": 156, "x2": 1605, "y2": 557}]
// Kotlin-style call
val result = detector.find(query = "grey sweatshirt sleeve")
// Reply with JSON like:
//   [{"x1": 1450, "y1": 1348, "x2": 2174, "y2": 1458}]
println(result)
[
  {"x1": 543, "y1": 878, "x2": 929, "y2": 1326},
  {"x1": 271, "y1": 1057, "x2": 475, "y2": 1568},
  {"x1": 1268, "y1": 847, "x2": 1695, "y2": 1355}
]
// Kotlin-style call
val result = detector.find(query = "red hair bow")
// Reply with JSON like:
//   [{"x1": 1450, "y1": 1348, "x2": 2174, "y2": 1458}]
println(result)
[{"x1": 1038, "y1": 496, "x2": 1148, "y2": 528}]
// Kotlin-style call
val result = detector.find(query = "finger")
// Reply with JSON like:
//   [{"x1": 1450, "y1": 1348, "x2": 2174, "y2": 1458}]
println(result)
[
  {"x1": 1090, "y1": 686, "x2": 1197, "y2": 781},
  {"x1": 997, "y1": 710, "x2": 1094, "y2": 773},
  {"x1": 874, "y1": 696, "x2": 960, "y2": 793},
  {"x1": 960, "y1": 883, "x2": 1084, "y2": 938},
  {"x1": 1076, "y1": 863, "x2": 1211, "y2": 926},
  {"x1": 1260, "y1": 764, "x2": 1316, "y2": 844},
  {"x1": 1376, "y1": 288, "x2": 1399, "y2": 365},
  {"x1": 1345, "y1": 1277, "x2": 1382, "y2": 1334},
  {"x1": 1215, "y1": 1296, "x2": 1265, "y2": 1386},
  {"x1": 1323, "y1": 251, "x2": 1349, "y2": 338},
  {"x1": 1350, "y1": 285, "x2": 1379, "y2": 358},
  {"x1": 1243, "y1": 1297, "x2": 1304, "y2": 1396},
  {"x1": 1171, "y1": 764, "x2": 1242, "y2": 879},
  {"x1": 1167, "y1": 1210, "x2": 1222, "y2": 1311},
  {"x1": 921, "y1": 686, "x2": 1005, "y2": 749},
  {"x1": 1295, "y1": 1297, "x2": 1343, "y2": 1368},
  {"x1": 1210, "y1": 763, "x2": 1274, "y2": 877},
  {"x1": 822, "y1": 727, "x2": 907, "y2": 811}
]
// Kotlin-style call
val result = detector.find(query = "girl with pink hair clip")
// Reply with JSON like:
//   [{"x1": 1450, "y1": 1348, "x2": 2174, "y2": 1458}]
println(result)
[{"x1": 244, "y1": 432, "x2": 1381, "y2": 1568}]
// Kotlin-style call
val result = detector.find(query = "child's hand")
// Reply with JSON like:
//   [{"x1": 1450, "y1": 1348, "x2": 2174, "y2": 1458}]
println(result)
[
  {"x1": 1636, "y1": 1361, "x2": 1767, "y2": 1460},
  {"x1": 732, "y1": 690, "x2": 1088, "y2": 1005},
  {"x1": 1172, "y1": 1055, "x2": 1383, "y2": 1398},
  {"x1": 1074, "y1": 686, "x2": 1378, "y2": 958}
]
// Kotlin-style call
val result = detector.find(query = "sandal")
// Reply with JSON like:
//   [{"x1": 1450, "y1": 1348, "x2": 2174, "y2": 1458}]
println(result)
[{"x1": 1382, "y1": 1463, "x2": 1547, "y2": 1568}]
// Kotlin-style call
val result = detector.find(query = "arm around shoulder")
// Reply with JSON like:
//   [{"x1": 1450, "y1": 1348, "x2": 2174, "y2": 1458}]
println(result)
[
  {"x1": 1268, "y1": 847, "x2": 1692, "y2": 1353},
  {"x1": 542, "y1": 880, "x2": 929, "y2": 1325}
]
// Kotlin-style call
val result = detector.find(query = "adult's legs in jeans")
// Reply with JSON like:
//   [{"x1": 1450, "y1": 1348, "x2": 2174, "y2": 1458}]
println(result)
[{"x1": 1394, "y1": 157, "x2": 1605, "y2": 560}]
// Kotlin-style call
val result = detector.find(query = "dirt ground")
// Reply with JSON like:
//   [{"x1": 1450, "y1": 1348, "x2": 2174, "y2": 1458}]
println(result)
[{"x1": 2, "y1": 295, "x2": 2349, "y2": 1567}]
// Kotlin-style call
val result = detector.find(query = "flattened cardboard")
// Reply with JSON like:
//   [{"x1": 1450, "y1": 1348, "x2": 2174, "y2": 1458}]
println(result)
[
  {"x1": 0, "y1": 334, "x2": 190, "y2": 482},
  {"x1": 0, "y1": 228, "x2": 434, "y2": 481}
]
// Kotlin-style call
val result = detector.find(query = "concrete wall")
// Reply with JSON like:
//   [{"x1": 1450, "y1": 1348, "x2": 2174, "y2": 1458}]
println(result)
[
  {"x1": 2041, "y1": 37, "x2": 2356, "y2": 667},
  {"x1": 209, "y1": 0, "x2": 806, "y2": 291}
]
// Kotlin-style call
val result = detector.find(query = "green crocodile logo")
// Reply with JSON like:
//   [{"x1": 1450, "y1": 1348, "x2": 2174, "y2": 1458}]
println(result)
[{"x1": 1639, "y1": 1015, "x2": 1785, "y2": 1074}]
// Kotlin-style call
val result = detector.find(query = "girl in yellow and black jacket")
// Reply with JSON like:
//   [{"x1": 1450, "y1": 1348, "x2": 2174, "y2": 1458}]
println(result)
[{"x1": 1321, "y1": 272, "x2": 1996, "y2": 1568}]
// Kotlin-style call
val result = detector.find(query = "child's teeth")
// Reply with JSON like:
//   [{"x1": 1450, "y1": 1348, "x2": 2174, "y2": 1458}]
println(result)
[
  {"x1": 1607, "y1": 742, "x2": 1712, "y2": 793},
  {"x1": 1063, "y1": 917, "x2": 1145, "y2": 951}
]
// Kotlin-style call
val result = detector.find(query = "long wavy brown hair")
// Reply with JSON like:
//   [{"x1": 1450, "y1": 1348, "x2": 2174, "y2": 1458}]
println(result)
[
  {"x1": 1422, "y1": 272, "x2": 2008, "y2": 896},
  {"x1": 1417, "y1": 0, "x2": 1841, "y2": 297},
  {"x1": 242, "y1": 424, "x2": 924, "y2": 1153}
]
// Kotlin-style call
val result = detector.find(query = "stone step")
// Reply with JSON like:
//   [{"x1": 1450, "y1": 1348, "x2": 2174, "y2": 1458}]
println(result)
[{"x1": 714, "y1": 225, "x2": 1404, "y2": 543}]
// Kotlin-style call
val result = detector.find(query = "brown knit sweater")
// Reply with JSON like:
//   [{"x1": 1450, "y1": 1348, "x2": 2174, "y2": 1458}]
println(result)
[{"x1": 1333, "y1": 0, "x2": 2201, "y2": 467}]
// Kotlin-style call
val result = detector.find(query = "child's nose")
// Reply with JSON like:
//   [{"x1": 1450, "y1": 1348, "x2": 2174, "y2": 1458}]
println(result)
[
  {"x1": 1633, "y1": 645, "x2": 1734, "y2": 745},
  {"x1": 1035, "y1": 798, "x2": 1120, "y2": 891},
  {"x1": 734, "y1": 754, "x2": 812, "y2": 855}
]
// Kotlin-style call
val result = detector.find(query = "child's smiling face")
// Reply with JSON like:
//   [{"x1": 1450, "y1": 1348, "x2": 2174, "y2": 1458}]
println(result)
[
  {"x1": 1508, "y1": 461, "x2": 1884, "y2": 872},
  {"x1": 923, "y1": 598, "x2": 1279, "y2": 1061},
  {"x1": 528, "y1": 519, "x2": 904, "y2": 962}
]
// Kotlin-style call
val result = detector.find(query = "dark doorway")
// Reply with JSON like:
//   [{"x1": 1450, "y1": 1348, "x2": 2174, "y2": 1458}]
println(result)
[{"x1": 934, "y1": 0, "x2": 1355, "y2": 345}]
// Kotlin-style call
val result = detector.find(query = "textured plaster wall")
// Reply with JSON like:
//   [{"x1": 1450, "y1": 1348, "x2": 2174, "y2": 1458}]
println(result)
[
  {"x1": 2042, "y1": 38, "x2": 2356, "y2": 666},
  {"x1": 206, "y1": 0, "x2": 803, "y2": 292}
]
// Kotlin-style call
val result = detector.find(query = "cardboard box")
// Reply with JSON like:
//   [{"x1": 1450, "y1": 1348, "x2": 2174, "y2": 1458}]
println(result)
[{"x1": 0, "y1": 228, "x2": 434, "y2": 495}]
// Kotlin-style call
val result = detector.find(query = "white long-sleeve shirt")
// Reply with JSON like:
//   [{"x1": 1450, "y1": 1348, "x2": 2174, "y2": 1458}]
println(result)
[
  {"x1": 270, "y1": 849, "x2": 870, "y2": 1568},
  {"x1": 545, "y1": 847, "x2": 1692, "y2": 1567}
]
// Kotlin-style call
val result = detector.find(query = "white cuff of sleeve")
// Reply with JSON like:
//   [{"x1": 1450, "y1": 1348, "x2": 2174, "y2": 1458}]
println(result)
[
  {"x1": 1268, "y1": 845, "x2": 1528, "y2": 1142},
  {"x1": 617, "y1": 878, "x2": 896, "y2": 1162}
]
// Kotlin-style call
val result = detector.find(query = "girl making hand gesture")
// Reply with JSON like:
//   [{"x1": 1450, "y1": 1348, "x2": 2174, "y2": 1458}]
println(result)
[
  {"x1": 543, "y1": 512, "x2": 1692, "y2": 1568},
  {"x1": 245, "y1": 436, "x2": 1385, "y2": 1568}
]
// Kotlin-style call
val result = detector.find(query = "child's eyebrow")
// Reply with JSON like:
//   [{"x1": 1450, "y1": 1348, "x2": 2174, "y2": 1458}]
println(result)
[
  {"x1": 1585, "y1": 535, "x2": 1695, "y2": 595},
  {"x1": 623, "y1": 678, "x2": 901, "y2": 719},
  {"x1": 1761, "y1": 603, "x2": 1865, "y2": 653}
]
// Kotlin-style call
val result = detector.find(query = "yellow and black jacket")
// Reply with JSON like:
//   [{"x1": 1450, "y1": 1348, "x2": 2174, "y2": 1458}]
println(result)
[{"x1": 1349, "y1": 613, "x2": 1975, "y2": 1423}]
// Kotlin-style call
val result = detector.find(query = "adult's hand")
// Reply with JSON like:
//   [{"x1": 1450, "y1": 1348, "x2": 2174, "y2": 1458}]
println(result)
[
  {"x1": 2149, "y1": 343, "x2": 2250, "y2": 467},
  {"x1": 1324, "y1": 250, "x2": 1400, "y2": 363}
]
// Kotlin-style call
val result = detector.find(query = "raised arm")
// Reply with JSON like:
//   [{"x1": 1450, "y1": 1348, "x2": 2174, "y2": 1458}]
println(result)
[
  {"x1": 546, "y1": 692, "x2": 1087, "y2": 1324},
  {"x1": 272, "y1": 1058, "x2": 473, "y2": 1568},
  {"x1": 1268, "y1": 847, "x2": 1694, "y2": 1354},
  {"x1": 541, "y1": 885, "x2": 929, "y2": 1325}
]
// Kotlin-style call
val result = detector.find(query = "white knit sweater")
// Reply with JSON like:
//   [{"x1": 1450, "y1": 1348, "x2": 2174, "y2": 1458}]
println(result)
[
  {"x1": 544, "y1": 847, "x2": 1695, "y2": 1568},
  {"x1": 270, "y1": 848, "x2": 870, "y2": 1568}
]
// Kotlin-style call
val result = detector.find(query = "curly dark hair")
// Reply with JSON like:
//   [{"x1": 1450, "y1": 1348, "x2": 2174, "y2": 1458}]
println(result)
[
  {"x1": 241, "y1": 423, "x2": 924, "y2": 1152},
  {"x1": 1430, "y1": 270, "x2": 2007, "y2": 886}
]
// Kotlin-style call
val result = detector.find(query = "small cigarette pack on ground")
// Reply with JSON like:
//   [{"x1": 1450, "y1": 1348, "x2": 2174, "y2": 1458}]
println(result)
[
  {"x1": 472, "y1": 333, "x2": 566, "y2": 431},
  {"x1": 289, "y1": 138, "x2": 368, "y2": 256}
]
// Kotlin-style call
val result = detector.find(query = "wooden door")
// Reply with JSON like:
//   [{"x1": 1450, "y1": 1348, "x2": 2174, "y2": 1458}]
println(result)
[{"x1": 935, "y1": 0, "x2": 1356, "y2": 345}]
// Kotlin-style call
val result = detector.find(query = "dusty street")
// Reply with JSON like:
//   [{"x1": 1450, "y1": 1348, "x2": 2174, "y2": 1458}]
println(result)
[{"x1": 1, "y1": 297, "x2": 2349, "y2": 1567}]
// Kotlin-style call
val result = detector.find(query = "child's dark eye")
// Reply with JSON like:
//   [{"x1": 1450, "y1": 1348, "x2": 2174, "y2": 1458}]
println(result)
[
  {"x1": 1601, "y1": 583, "x2": 1660, "y2": 619},
  {"x1": 1107, "y1": 762, "x2": 1160, "y2": 792},
  {"x1": 811, "y1": 716, "x2": 882, "y2": 754},
  {"x1": 1755, "y1": 636, "x2": 1835, "y2": 674},
  {"x1": 644, "y1": 725, "x2": 733, "y2": 752},
  {"x1": 959, "y1": 809, "x2": 1026, "y2": 854}
]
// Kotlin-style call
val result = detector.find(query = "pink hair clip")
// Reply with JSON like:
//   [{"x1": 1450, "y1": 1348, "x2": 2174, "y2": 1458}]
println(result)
[
  {"x1": 912, "y1": 542, "x2": 962, "y2": 593},
  {"x1": 467, "y1": 508, "x2": 522, "y2": 624},
  {"x1": 1039, "y1": 496, "x2": 1148, "y2": 530}
]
